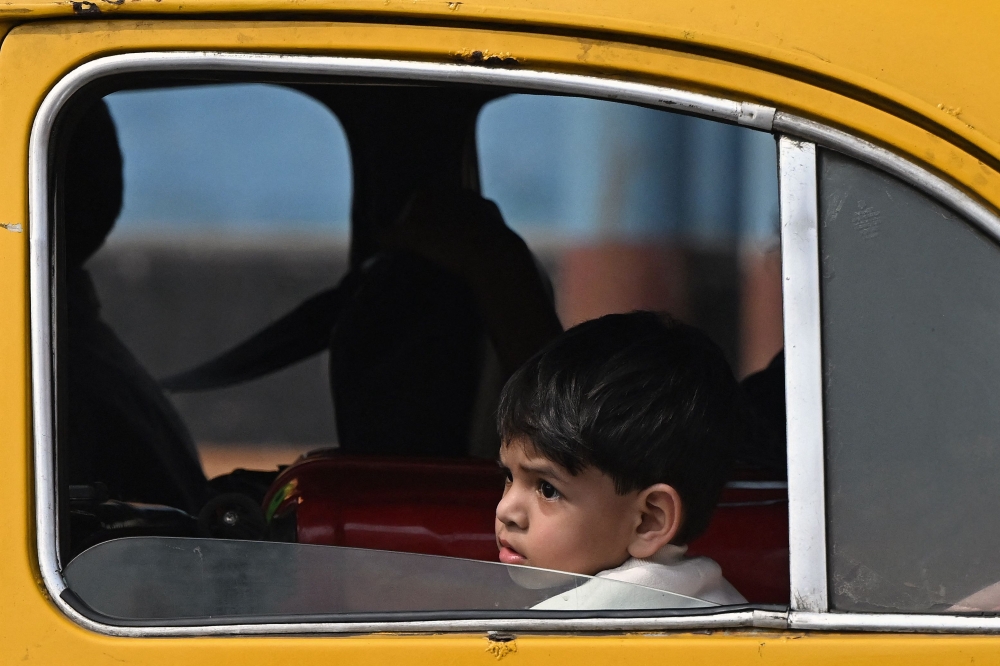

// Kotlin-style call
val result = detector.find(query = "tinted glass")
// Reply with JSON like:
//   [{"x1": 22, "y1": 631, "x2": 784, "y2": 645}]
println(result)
[
  {"x1": 65, "y1": 537, "x2": 712, "y2": 622},
  {"x1": 820, "y1": 148, "x2": 1000, "y2": 612}
]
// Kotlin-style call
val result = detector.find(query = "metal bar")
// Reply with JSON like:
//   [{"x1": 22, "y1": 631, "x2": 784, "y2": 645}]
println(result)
[
  {"x1": 777, "y1": 136, "x2": 828, "y2": 613},
  {"x1": 790, "y1": 611, "x2": 1000, "y2": 635}
]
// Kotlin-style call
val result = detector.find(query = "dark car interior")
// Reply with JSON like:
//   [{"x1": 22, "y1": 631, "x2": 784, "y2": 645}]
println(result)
[{"x1": 56, "y1": 76, "x2": 789, "y2": 606}]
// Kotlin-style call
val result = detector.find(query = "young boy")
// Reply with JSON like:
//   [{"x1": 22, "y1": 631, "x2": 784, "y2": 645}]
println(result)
[{"x1": 495, "y1": 311, "x2": 746, "y2": 605}]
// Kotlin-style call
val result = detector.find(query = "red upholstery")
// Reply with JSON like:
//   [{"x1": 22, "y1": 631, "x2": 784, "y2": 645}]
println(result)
[
  {"x1": 686, "y1": 484, "x2": 789, "y2": 604},
  {"x1": 263, "y1": 451, "x2": 789, "y2": 604}
]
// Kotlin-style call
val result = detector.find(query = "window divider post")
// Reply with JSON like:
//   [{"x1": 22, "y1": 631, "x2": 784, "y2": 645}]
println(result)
[{"x1": 777, "y1": 136, "x2": 829, "y2": 613}]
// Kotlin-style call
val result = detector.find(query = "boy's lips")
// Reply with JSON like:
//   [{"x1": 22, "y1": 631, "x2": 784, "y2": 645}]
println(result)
[{"x1": 497, "y1": 538, "x2": 526, "y2": 565}]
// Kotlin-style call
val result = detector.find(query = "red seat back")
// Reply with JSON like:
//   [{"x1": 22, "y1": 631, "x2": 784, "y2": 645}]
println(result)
[
  {"x1": 686, "y1": 483, "x2": 789, "y2": 604},
  {"x1": 263, "y1": 451, "x2": 789, "y2": 604}
]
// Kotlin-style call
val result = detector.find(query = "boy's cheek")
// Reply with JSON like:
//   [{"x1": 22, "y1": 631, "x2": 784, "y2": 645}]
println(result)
[{"x1": 522, "y1": 521, "x2": 568, "y2": 567}]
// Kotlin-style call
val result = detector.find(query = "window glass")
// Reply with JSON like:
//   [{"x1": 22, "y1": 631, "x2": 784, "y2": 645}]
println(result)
[
  {"x1": 820, "y1": 148, "x2": 1000, "y2": 613},
  {"x1": 66, "y1": 537, "x2": 713, "y2": 620}
]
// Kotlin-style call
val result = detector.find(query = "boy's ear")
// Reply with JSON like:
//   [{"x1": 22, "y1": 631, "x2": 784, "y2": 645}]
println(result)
[{"x1": 627, "y1": 483, "x2": 683, "y2": 560}]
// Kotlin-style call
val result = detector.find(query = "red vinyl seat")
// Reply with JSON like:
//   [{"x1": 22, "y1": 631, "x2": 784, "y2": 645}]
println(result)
[{"x1": 263, "y1": 451, "x2": 789, "y2": 604}]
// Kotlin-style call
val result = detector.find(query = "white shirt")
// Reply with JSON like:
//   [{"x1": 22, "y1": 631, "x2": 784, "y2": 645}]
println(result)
[
  {"x1": 596, "y1": 543, "x2": 746, "y2": 605},
  {"x1": 531, "y1": 544, "x2": 746, "y2": 610}
]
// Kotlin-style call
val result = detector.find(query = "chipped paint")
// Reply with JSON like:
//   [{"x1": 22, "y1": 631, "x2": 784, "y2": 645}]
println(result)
[
  {"x1": 485, "y1": 632, "x2": 517, "y2": 660},
  {"x1": 453, "y1": 48, "x2": 520, "y2": 67},
  {"x1": 0, "y1": 222, "x2": 22, "y2": 232},
  {"x1": 71, "y1": 1, "x2": 100, "y2": 13},
  {"x1": 938, "y1": 103, "x2": 963, "y2": 117},
  {"x1": 936, "y1": 103, "x2": 977, "y2": 132}
]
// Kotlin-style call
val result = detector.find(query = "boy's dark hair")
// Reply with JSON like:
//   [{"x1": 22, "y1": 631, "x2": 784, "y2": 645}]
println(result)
[{"x1": 497, "y1": 311, "x2": 741, "y2": 544}]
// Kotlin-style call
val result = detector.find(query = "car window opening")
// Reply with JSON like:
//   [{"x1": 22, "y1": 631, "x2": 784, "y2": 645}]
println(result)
[{"x1": 57, "y1": 78, "x2": 788, "y2": 622}]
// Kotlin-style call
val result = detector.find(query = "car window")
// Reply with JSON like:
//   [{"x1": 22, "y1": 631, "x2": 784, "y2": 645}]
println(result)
[
  {"x1": 55, "y1": 78, "x2": 786, "y2": 626},
  {"x1": 819, "y1": 148, "x2": 1000, "y2": 613}
]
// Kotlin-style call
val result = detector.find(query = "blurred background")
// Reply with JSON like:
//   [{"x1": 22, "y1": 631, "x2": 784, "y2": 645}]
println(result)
[{"x1": 90, "y1": 83, "x2": 782, "y2": 477}]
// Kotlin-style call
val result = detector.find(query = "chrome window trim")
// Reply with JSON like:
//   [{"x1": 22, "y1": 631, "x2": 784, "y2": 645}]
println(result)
[
  {"x1": 29, "y1": 51, "x2": 1000, "y2": 637},
  {"x1": 790, "y1": 611, "x2": 1000, "y2": 634},
  {"x1": 776, "y1": 137, "x2": 827, "y2": 614},
  {"x1": 772, "y1": 113, "x2": 1000, "y2": 246},
  {"x1": 36, "y1": 612, "x2": 793, "y2": 638}
]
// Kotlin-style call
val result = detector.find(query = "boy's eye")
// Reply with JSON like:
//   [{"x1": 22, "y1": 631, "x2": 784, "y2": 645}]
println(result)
[{"x1": 538, "y1": 481, "x2": 560, "y2": 500}]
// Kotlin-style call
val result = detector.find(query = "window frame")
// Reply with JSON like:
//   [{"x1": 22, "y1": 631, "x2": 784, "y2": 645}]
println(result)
[
  {"x1": 773, "y1": 115, "x2": 1000, "y2": 633},
  {"x1": 29, "y1": 50, "x2": 1000, "y2": 637}
]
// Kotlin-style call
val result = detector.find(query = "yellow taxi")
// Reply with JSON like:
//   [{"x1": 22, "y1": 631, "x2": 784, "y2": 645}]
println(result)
[{"x1": 4, "y1": 1, "x2": 1000, "y2": 663}]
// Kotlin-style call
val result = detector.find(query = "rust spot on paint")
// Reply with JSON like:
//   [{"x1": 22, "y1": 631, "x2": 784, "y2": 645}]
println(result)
[
  {"x1": 485, "y1": 632, "x2": 517, "y2": 660},
  {"x1": 453, "y1": 49, "x2": 520, "y2": 67},
  {"x1": 72, "y1": 1, "x2": 101, "y2": 13}
]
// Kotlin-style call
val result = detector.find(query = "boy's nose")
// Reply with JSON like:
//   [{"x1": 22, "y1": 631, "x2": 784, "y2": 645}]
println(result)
[{"x1": 496, "y1": 486, "x2": 528, "y2": 530}]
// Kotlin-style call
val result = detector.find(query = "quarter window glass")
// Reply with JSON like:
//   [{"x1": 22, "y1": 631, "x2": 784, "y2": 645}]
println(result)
[{"x1": 820, "y1": 148, "x2": 1000, "y2": 612}]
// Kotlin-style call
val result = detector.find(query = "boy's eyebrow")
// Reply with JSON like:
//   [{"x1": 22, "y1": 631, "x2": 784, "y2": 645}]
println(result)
[
  {"x1": 497, "y1": 445, "x2": 570, "y2": 481},
  {"x1": 517, "y1": 460, "x2": 569, "y2": 482}
]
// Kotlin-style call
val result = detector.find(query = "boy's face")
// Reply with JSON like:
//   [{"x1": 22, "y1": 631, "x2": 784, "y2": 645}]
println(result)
[{"x1": 495, "y1": 437, "x2": 641, "y2": 576}]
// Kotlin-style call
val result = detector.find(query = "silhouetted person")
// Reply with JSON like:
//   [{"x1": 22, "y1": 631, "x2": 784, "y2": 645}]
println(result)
[
  {"x1": 65, "y1": 100, "x2": 211, "y2": 514},
  {"x1": 164, "y1": 89, "x2": 563, "y2": 459},
  {"x1": 737, "y1": 351, "x2": 786, "y2": 477}
]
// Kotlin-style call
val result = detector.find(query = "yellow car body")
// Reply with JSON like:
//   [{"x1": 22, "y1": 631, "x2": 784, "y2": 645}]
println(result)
[{"x1": 2, "y1": 1, "x2": 1000, "y2": 662}]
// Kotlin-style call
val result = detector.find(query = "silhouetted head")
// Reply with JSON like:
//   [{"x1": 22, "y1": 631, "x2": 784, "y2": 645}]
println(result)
[
  {"x1": 314, "y1": 86, "x2": 497, "y2": 267},
  {"x1": 64, "y1": 99, "x2": 123, "y2": 269}
]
